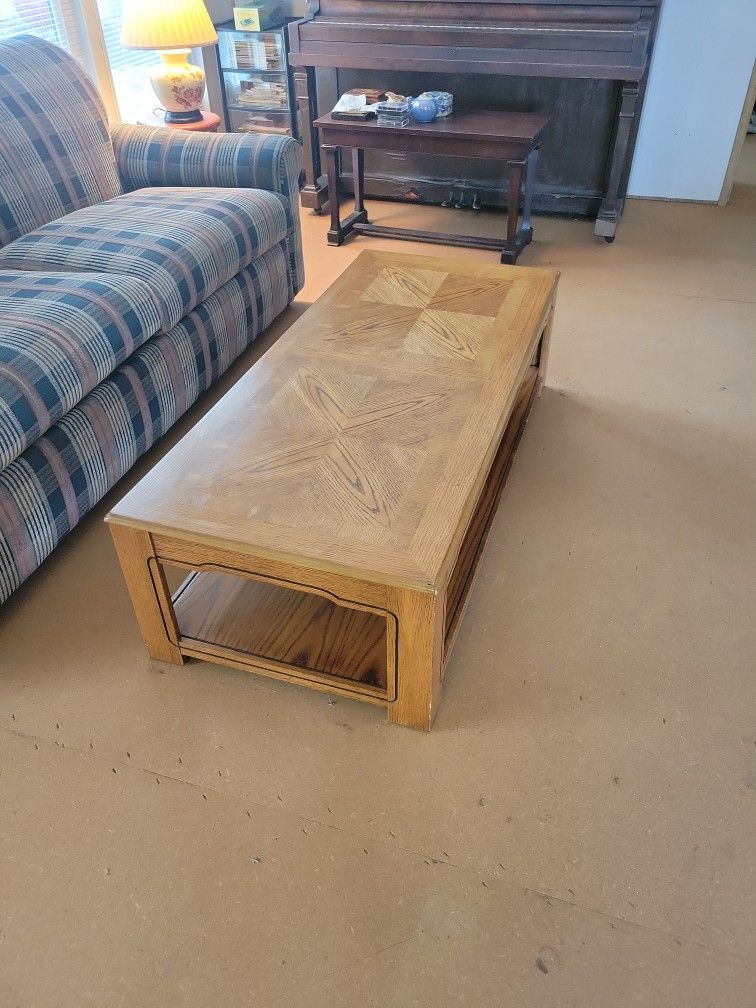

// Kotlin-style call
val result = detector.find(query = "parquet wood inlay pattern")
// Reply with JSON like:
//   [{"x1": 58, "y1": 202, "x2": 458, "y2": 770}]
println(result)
[{"x1": 109, "y1": 252, "x2": 558, "y2": 591}]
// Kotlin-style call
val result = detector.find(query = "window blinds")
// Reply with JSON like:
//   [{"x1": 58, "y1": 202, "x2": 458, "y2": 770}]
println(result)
[
  {"x1": 0, "y1": 0, "x2": 70, "y2": 45},
  {"x1": 95, "y1": 0, "x2": 160, "y2": 122}
]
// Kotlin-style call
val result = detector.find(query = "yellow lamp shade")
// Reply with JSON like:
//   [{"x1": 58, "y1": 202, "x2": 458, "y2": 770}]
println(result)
[{"x1": 121, "y1": 0, "x2": 218, "y2": 50}]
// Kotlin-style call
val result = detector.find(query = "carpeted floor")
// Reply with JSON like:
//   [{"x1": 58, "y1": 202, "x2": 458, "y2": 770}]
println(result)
[{"x1": 1, "y1": 138, "x2": 754, "y2": 1007}]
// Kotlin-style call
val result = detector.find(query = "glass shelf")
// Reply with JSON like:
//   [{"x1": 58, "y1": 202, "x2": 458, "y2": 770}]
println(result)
[
  {"x1": 227, "y1": 104, "x2": 289, "y2": 114},
  {"x1": 223, "y1": 70, "x2": 289, "y2": 114},
  {"x1": 217, "y1": 30, "x2": 286, "y2": 73},
  {"x1": 219, "y1": 66, "x2": 286, "y2": 76},
  {"x1": 228, "y1": 108, "x2": 292, "y2": 136}
]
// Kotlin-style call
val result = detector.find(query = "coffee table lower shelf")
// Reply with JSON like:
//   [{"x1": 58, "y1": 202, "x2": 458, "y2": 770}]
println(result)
[
  {"x1": 109, "y1": 362, "x2": 542, "y2": 729},
  {"x1": 173, "y1": 571, "x2": 396, "y2": 705}
]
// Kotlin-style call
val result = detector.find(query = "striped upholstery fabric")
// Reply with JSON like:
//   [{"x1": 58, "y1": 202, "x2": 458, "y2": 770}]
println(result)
[
  {"x1": 111, "y1": 123, "x2": 304, "y2": 296},
  {"x1": 0, "y1": 270, "x2": 163, "y2": 469},
  {"x1": 0, "y1": 186, "x2": 291, "y2": 330},
  {"x1": 0, "y1": 242, "x2": 291, "y2": 604},
  {"x1": 0, "y1": 38, "x2": 305, "y2": 603},
  {"x1": 0, "y1": 36, "x2": 122, "y2": 248}
]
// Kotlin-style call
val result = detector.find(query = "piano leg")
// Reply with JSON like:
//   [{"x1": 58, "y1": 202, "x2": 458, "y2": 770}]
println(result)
[
  {"x1": 294, "y1": 67, "x2": 328, "y2": 214},
  {"x1": 596, "y1": 82, "x2": 640, "y2": 241},
  {"x1": 501, "y1": 158, "x2": 533, "y2": 265}
]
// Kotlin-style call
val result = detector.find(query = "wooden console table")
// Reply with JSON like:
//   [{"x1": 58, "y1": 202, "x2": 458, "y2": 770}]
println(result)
[{"x1": 315, "y1": 111, "x2": 549, "y2": 264}]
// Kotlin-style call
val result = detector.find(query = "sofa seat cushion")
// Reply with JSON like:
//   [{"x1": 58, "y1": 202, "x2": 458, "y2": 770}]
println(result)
[
  {"x1": 0, "y1": 243, "x2": 292, "y2": 604},
  {"x1": 0, "y1": 270, "x2": 163, "y2": 469},
  {"x1": 0, "y1": 186, "x2": 290, "y2": 330}
]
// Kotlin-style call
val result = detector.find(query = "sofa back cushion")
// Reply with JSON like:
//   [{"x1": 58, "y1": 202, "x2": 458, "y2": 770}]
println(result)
[{"x1": 0, "y1": 36, "x2": 123, "y2": 248}]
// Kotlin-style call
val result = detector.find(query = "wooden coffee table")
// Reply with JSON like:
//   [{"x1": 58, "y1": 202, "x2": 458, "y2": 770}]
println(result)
[{"x1": 107, "y1": 251, "x2": 559, "y2": 730}]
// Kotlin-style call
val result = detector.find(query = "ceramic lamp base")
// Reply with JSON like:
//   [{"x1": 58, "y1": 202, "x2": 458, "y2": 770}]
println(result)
[{"x1": 150, "y1": 49, "x2": 206, "y2": 121}]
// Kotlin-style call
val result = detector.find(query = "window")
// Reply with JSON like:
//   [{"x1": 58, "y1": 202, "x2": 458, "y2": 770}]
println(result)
[
  {"x1": 0, "y1": 0, "x2": 71, "y2": 46},
  {"x1": 95, "y1": 0, "x2": 160, "y2": 122},
  {"x1": 0, "y1": 0, "x2": 206, "y2": 124}
]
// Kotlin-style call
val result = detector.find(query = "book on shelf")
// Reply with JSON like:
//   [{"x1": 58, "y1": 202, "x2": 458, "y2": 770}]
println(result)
[
  {"x1": 232, "y1": 38, "x2": 282, "y2": 70},
  {"x1": 237, "y1": 78, "x2": 287, "y2": 108},
  {"x1": 238, "y1": 114, "x2": 290, "y2": 135}
]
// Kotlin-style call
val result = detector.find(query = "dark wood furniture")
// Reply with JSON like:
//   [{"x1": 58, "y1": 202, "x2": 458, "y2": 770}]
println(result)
[
  {"x1": 315, "y1": 110, "x2": 549, "y2": 263},
  {"x1": 288, "y1": 0, "x2": 663, "y2": 241}
]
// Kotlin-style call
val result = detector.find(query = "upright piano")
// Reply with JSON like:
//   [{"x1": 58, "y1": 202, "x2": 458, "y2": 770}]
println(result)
[{"x1": 288, "y1": 0, "x2": 663, "y2": 239}]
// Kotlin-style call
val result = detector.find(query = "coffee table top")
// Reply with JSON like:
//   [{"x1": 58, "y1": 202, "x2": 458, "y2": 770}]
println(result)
[{"x1": 108, "y1": 251, "x2": 558, "y2": 590}]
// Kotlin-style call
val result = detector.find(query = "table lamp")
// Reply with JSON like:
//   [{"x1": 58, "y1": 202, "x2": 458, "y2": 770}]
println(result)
[{"x1": 121, "y1": 0, "x2": 218, "y2": 124}]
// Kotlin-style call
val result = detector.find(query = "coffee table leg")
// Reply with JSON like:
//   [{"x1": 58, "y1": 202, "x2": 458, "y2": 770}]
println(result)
[
  {"x1": 536, "y1": 297, "x2": 556, "y2": 396},
  {"x1": 109, "y1": 524, "x2": 184, "y2": 665},
  {"x1": 388, "y1": 588, "x2": 444, "y2": 731}
]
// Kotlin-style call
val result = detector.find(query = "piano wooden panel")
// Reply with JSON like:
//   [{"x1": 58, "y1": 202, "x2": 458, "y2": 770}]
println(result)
[{"x1": 289, "y1": 0, "x2": 663, "y2": 240}]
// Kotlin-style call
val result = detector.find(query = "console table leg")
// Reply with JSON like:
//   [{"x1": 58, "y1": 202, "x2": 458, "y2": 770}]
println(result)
[
  {"x1": 323, "y1": 144, "x2": 368, "y2": 247},
  {"x1": 109, "y1": 524, "x2": 184, "y2": 665},
  {"x1": 352, "y1": 147, "x2": 365, "y2": 214},
  {"x1": 388, "y1": 588, "x2": 444, "y2": 731},
  {"x1": 324, "y1": 144, "x2": 342, "y2": 245}
]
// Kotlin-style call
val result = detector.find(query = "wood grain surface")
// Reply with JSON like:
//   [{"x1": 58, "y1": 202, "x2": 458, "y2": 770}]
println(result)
[
  {"x1": 108, "y1": 525, "x2": 184, "y2": 665},
  {"x1": 108, "y1": 250, "x2": 558, "y2": 591},
  {"x1": 173, "y1": 571, "x2": 389, "y2": 689},
  {"x1": 444, "y1": 363, "x2": 538, "y2": 660},
  {"x1": 314, "y1": 110, "x2": 550, "y2": 144}
]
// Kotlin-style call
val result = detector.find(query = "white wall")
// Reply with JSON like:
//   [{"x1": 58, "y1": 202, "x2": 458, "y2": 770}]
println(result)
[{"x1": 629, "y1": 0, "x2": 756, "y2": 201}]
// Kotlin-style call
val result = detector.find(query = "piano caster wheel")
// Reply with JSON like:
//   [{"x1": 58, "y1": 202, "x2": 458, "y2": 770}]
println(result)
[
  {"x1": 441, "y1": 191, "x2": 455, "y2": 208},
  {"x1": 472, "y1": 194, "x2": 482, "y2": 212},
  {"x1": 604, "y1": 235, "x2": 615, "y2": 243},
  {"x1": 455, "y1": 194, "x2": 468, "y2": 209}
]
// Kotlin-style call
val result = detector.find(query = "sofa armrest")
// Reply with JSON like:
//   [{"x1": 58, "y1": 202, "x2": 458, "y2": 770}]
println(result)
[
  {"x1": 110, "y1": 123, "x2": 301, "y2": 200},
  {"x1": 110, "y1": 124, "x2": 304, "y2": 297}
]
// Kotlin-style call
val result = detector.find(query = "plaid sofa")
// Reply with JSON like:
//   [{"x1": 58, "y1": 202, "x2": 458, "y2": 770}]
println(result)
[{"x1": 0, "y1": 36, "x2": 303, "y2": 604}]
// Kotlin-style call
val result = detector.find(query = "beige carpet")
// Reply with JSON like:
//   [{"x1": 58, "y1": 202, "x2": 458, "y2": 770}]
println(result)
[{"x1": 2, "y1": 139, "x2": 755, "y2": 1006}]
